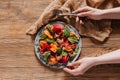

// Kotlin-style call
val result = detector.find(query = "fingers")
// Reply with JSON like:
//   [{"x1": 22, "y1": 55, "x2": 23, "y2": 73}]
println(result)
[
  {"x1": 75, "y1": 11, "x2": 90, "y2": 24},
  {"x1": 63, "y1": 68, "x2": 73, "y2": 74},
  {"x1": 79, "y1": 20, "x2": 84, "y2": 25},
  {"x1": 63, "y1": 67, "x2": 83, "y2": 76},
  {"x1": 72, "y1": 7, "x2": 86, "y2": 13},
  {"x1": 68, "y1": 61, "x2": 80, "y2": 66},
  {"x1": 63, "y1": 61, "x2": 81, "y2": 76},
  {"x1": 63, "y1": 60, "x2": 86, "y2": 76},
  {"x1": 63, "y1": 68, "x2": 77, "y2": 76},
  {"x1": 74, "y1": 6, "x2": 92, "y2": 24},
  {"x1": 76, "y1": 16, "x2": 84, "y2": 25},
  {"x1": 72, "y1": 6, "x2": 91, "y2": 13},
  {"x1": 77, "y1": 12, "x2": 90, "y2": 17},
  {"x1": 76, "y1": 16, "x2": 79, "y2": 22}
]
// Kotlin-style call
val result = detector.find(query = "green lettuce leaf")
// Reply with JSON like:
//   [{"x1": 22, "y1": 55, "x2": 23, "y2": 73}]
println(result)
[
  {"x1": 46, "y1": 39, "x2": 55, "y2": 43},
  {"x1": 40, "y1": 34, "x2": 47, "y2": 40},
  {"x1": 64, "y1": 28, "x2": 70, "y2": 37},
  {"x1": 62, "y1": 51, "x2": 67, "y2": 56},
  {"x1": 68, "y1": 37, "x2": 78, "y2": 43}
]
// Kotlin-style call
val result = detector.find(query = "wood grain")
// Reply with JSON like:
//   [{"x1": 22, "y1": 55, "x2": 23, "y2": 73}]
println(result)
[{"x1": 0, "y1": 0, "x2": 120, "y2": 80}]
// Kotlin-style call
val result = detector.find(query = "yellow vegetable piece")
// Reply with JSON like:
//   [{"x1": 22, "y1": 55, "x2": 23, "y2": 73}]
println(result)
[
  {"x1": 64, "y1": 46, "x2": 72, "y2": 52},
  {"x1": 40, "y1": 40, "x2": 47, "y2": 47},
  {"x1": 70, "y1": 32, "x2": 76, "y2": 36},
  {"x1": 50, "y1": 48, "x2": 57, "y2": 53},
  {"x1": 43, "y1": 29, "x2": 53, "y2": 39},
  {"x1": 48, "y1": 57, "x2": 57, "y2": 65},
  {"x1": 50, "y1": 43, "x2": 58, "y2": 53}
]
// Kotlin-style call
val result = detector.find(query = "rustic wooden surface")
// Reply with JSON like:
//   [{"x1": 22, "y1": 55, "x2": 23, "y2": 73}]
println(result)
[{"x1": 0, "y1": 0, "x2": 120, "y2": 80}]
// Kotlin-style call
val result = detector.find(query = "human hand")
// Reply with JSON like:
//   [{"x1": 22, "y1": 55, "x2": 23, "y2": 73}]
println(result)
[
  {"x1": 63, "y1": 57, "x2": 98, "y2": 76},
  {"x1": 73, "y1": 6, "x2": 104, "y2": 24}
]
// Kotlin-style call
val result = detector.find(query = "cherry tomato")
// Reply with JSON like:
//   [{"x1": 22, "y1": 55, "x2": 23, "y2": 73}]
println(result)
[
  {"x1": 41, "y1": 43, "x2": 50, "y2": 53},
  {"x1": 52, "y1": 24, "x2": 64, "y2": 33},
  {"x1": 61, "y1": 56, "x2": 69, "y2": 63}
]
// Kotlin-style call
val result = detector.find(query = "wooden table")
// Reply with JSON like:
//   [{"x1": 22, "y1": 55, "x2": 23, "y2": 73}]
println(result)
[{"x1": 0, "y1": 0, "x2": 120, "y2": 80}]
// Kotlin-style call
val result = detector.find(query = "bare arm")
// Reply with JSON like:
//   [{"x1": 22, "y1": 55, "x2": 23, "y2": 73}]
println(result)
[
  {"x1": 96, "y1": 49, "x2": 120, "y2": 65},
  {"x1": 63, "y1": 6, "x2": 120, "y2": 76},
  {"x1": 63, "y1": 49, "x2": 120, "y2": 76},
  {"x1": 73, "y1": 6, "x2": 120, "y2": 23},
  {"x1": 102, "y1": 7, "x2": 120, "y2": 19}
]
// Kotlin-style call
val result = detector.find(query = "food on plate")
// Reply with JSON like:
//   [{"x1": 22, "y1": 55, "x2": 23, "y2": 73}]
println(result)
[
  {"x1": 43, "y1": 29, "x2": 53, "y2": 39},
  {"x1": 39, "y1": 23, "x2": 79, "y2": 65}
]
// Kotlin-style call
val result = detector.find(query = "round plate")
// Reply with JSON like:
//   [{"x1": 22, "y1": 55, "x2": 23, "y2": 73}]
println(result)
[{"x1": 34, "y1": 21, "x2": 82, "y2": 69}]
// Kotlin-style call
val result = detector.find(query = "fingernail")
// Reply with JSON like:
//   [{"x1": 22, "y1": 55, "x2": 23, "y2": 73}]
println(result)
[
  {"x1": 80, "y1": 20, "x2": 84, "y2": 25},
  {"x1": 76, "y1": 17, "x2": 79, "y2": 22}
]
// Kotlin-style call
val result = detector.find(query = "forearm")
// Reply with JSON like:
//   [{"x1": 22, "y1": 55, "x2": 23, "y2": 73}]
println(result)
[
  {"x1": 101, "y1": 7, "x2": 120, "y2": 19},
  {"x1": 95, "y1": 49, "x2": 120, "y2": 65}
]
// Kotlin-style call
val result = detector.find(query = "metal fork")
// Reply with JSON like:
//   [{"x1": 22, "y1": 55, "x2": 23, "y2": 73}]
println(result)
[
  {"x1": 58, "y1": 13, "x2": 78, "y2": 17},
  {"x1": 53, "y1": 9, "x2": 88, "y2": 21},
  {"x1": 53, "y1": 9, "x2": 78, "y2": 17}
]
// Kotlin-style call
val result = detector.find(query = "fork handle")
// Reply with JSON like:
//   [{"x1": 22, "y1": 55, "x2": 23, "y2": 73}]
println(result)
[{"x1": 59, "y1": 13, "x2": 78, "y2": 17}]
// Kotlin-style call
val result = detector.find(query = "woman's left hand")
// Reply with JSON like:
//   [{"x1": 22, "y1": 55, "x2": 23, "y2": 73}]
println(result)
[{"x1": 63, "y1": 57, "x2": 98, "y2": 76}]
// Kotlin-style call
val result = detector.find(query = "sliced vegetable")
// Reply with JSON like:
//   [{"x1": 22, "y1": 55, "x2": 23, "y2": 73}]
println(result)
[
  {"x1": 46, "y1": 25, "x2": 54, "y2": 34},
  {"x1": 64, "y1": 46, "x2": 72, "y2": 52},
  {"x1": 61, "y1": 56, "x2": 69, "y2": 63},
  {"x1": 68, "y1": 52, "x2": 76, "y2": 57},
  {"x1": 56, "y1": 55, "x2": 62, "y2": 61},
  {"x1": 69, "y1": 57, "x2": 74, "y2": 62},
  {"x1": 56, "y1": 39, "x2": 63, "y2": 44},
  {"x1": 62, "y1": 51, "x2": 67, "y2": 56},
  {"x1": 43, "y1": 29, "x2": 53, "y2": 39},
  {"x1": 52, "y1": 24, "x2": 64, "y2": 33},
  {"x1": 68, "y1": 37, "x2": 78, "y2": 43},
  {"x1": 45, "y1": 52, "x2": 50, "y2": 61},
  {"x1": 70, "y1": 44, "x2": 76, "y2": 50},
  {"x1": 64, "y1": 28, "x2": 70, "y2": 37},
  {"x1": 39, "y1": 40, "x2": 47, "y2": 47},
  {"x1": 40, "y1": 34, "x2": 47, "y2": 40},
  {"x1": 50, "y1": 43, "x2": 58, "y2": 53},
  {"x1": 70, "y1": 32, "x2": 76, "y2": 36},
  {"x1": 75, "y1": 46, "x2": 79, "y2": 53},
  {"x1": 61, "y1": 38, "x2": 69, "y2": 47},
  {"x1": 57, "y1": 47, "x2": 62, "y2": 54},
  {"x1": 46, "y1": 39, "x2": 55, "y2": 44},
  {"x1": 40, "y1": 43, "x2": 50, "y2": 52},
  {"x1": 48, "y1": 56, "x2": 57, "y2": 65}
]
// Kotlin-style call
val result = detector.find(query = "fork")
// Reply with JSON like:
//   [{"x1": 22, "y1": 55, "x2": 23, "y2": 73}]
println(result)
[
  {"x1": 53, "y1": 9, "x2": 78, "y2": 17},
  {"x1": 53, "y1": 9, "x2": 88, "y2": 21}
]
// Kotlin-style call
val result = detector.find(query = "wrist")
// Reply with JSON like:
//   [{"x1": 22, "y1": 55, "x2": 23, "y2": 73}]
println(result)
[
  {"x1": 89, "y1": 57, "x2": 101, "y2": 66},
  {"x1": 99, "y1": 10, "x2": 107, "y2": 19},
  {"x1": 93, "y1": 57, "x2": 103, "y2": 66},
  {"x1": 100, "y1": 9, "x2": 111, "y2": 19}
]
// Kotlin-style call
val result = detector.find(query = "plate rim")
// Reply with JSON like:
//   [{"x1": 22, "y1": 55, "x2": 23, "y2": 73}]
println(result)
[{"x1": 34, "y1": 21, "x2": 82, "y2": 69}]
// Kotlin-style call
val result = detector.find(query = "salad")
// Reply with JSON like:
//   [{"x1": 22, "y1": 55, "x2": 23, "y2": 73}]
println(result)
[{"x1": 39, "y1": 23, "x2": 79, "y2": 65}]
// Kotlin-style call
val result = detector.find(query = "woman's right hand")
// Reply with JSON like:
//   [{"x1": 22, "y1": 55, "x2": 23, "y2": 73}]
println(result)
[{"x1": 73, "y1": 6, "x2": 104, "y2": 24}]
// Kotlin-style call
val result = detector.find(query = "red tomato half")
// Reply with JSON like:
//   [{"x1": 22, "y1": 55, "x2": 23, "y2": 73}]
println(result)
[
  {"x1": 41, "y1": 43, "x2": 50, "y2": 53},
  {"x1": 61, "y1": 38, "x2": 69, "y2": 47},
  {"x1": 52, "y1": 24, "x2": 64, "y2": 33},
  {"x1": 61, "y1": 56, "x2": 69, "y2": 63},
  {"x1": 70, "y1": 44, "x2": 76, "y2": 50}
]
